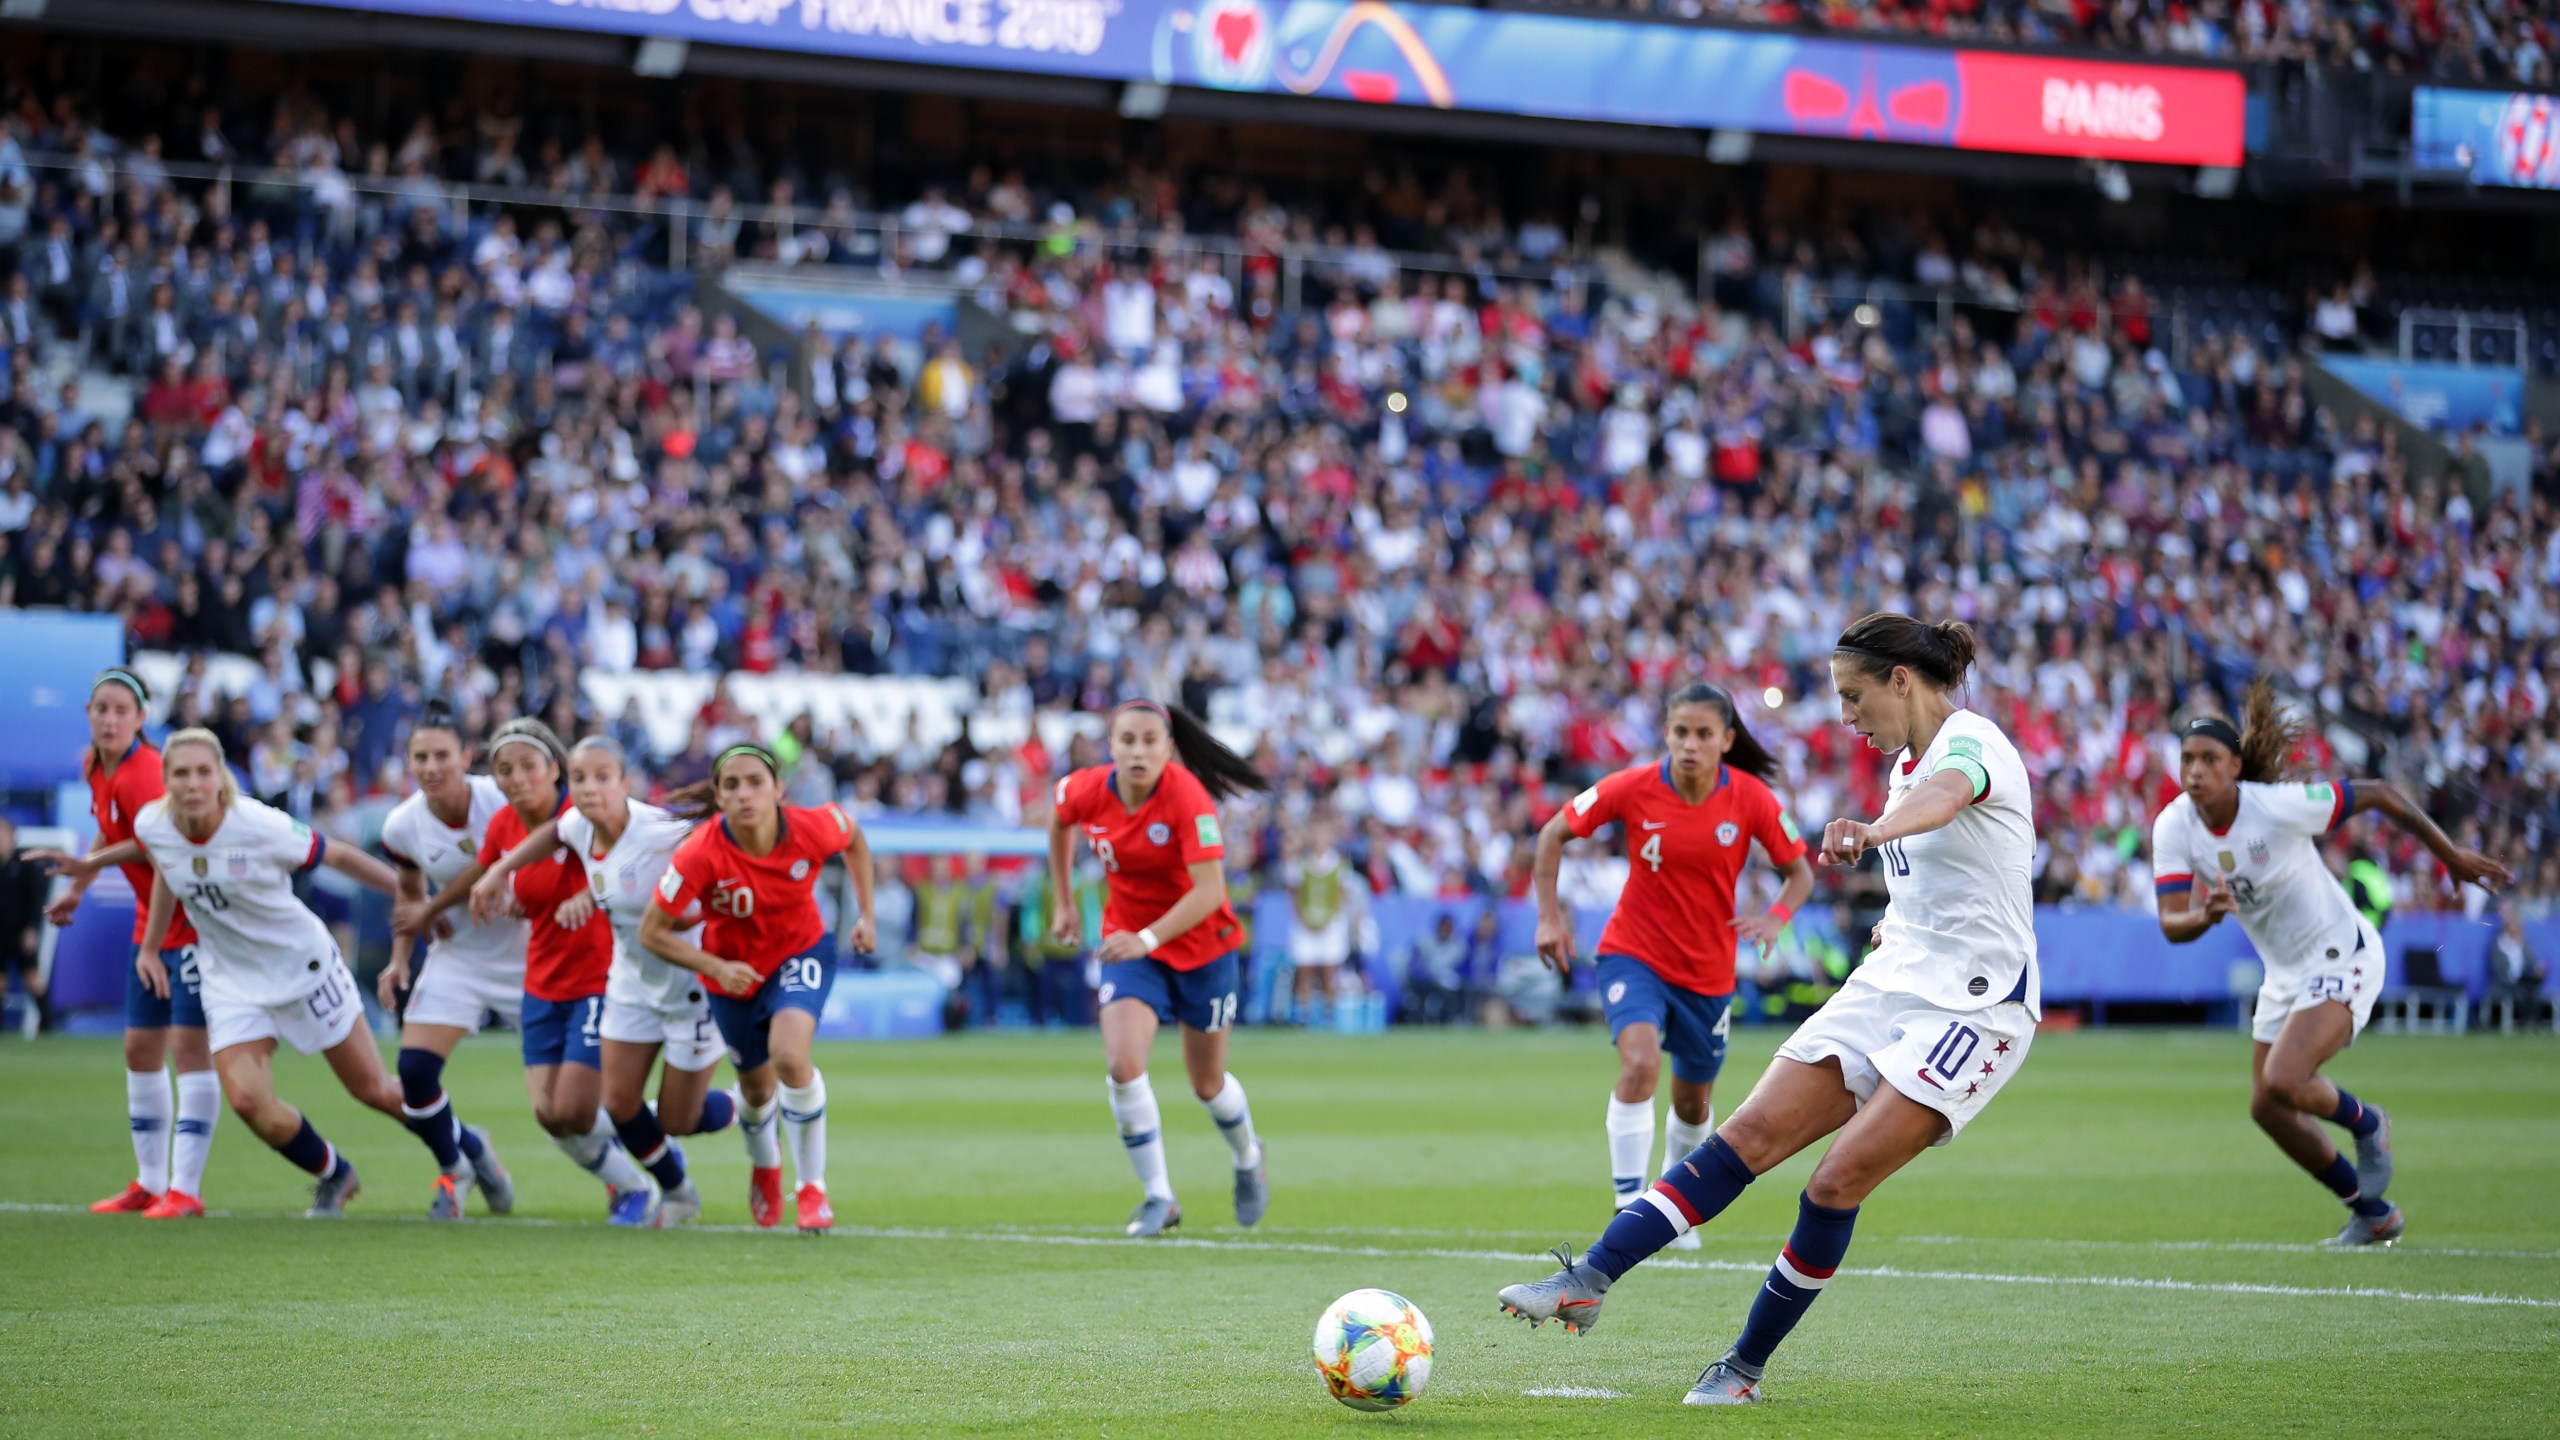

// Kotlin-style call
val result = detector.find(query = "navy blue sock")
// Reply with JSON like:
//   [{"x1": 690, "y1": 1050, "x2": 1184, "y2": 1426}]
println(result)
[
  {"x1": 395, "y1": 1047, "x2": 462, "y2": 1168},
  {"x1": 614, "y1": 1105, "x2": 687, "y2": 1189},
  {"x1": 2313, "y1": 1153, "x2": 2391, "y2": 1217},
  {"x1": 456, "y1": 1123, "x2": 489, "y2": 1164},
  {"x1": 1585, "y1": 1135, "x2": 1755, "y2": 1280},
  {"x1": 1731, "y1": 1192, "x2": 1859, "y2": 1369},
  {"x1": 274, "y1": 1116, "x2": 337, "y2": 1176},
  {"x1": 2327, "y1": 1089, "x2": 2381, "y2": 1138},
  {"x1": 691, "y1": 1089, "x2": 737, "y2": 1135}
]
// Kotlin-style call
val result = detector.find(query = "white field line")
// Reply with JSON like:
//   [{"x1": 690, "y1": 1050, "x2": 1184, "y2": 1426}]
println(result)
[
  {"x1": 5, "y1": 1202, "x2": 2555, "y2": 1310},
  {"x1": 1522, "y1": 1386, "x2": 1630, "y2": 1399}
]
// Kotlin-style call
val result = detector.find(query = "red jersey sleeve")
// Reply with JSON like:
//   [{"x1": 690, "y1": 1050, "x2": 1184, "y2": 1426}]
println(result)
[
  {"x1": 1562, "y1": 769, "x2": 1632, "y2": 839},
  {"x1": 1168, "y1": 768, "x2": 1227, "y2": 865},
  {"x1": 653, "y1": 831, "x2": 712, "y2": 920},
  {"x1": 1750, "y1": 779, "x2": 1809, "y2": 866},
  {"x1": 474, "y1": 817, "x2": 511, "y2": 870},
  {"x1": 1052, "y1": 769, "x2": 1094, "y2": 827}
]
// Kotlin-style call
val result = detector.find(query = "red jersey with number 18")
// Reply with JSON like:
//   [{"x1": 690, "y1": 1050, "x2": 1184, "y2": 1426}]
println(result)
[
  {"x1": 653, "y1": 804, "x2": 855, "y2": 976},
  {"x1": 1053, "y1": 763, "x2": 1241, "y2": 972},
  {"x1": 86, "y1": 740, "x2": 197, "y2": 948},
  {"x1": 1565, "y1": 761, "x2": 1806, "y2": 995}
]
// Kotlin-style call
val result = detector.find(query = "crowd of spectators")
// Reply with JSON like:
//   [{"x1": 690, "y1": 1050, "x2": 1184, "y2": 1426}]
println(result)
[{"x1": 2, "y1": 72, "x2": 2556, "y2": 1028}]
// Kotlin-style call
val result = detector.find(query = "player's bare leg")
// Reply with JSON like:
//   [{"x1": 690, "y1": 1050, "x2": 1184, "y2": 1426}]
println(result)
[
  {"x1": 217, "y1": 1039, "x2": 362, "y2": 1217},
  {"x1": 2255, "y1": 1011, "x2": 2398, "y2": 1238}
]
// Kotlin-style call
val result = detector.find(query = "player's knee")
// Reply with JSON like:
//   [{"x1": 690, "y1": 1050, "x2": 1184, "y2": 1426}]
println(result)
[
  {"x1": 1716, "y1": 1109, "x2": 1779, "y2": 1171},
  {"x1": 1803, "y1": 1169, "x2": 1868, "y2": 1210},
  {"x1": 1670, "y1": 1094, "x2": 1711, "y2": 1126},
  {"x1": 121, "y1": 1031, "x2": 163, "y2": 1071},
  {"x1": 2247, "y1": 1086, "x2": 2287, "y2": 1128},
  {"x1": 2269, "y1": 1073, "x2": 2326, "y2": 1114},
  {"x1": 170, "y1": 1032, "x2": 212, "y2": 1071},
  {"x1": 771, "y1": 1055, "x2": 815, "y2": 1089}
]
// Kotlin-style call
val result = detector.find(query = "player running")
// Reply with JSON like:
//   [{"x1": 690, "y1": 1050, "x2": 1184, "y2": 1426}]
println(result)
[
  {"x1": 125, "y1": 730, "x2": 417, "y2": 1215},
  {"x1": 640, "y1": 743, "x2": 874, "y2": 1234},
  {"x1": 38, "y1": 671, "x2": 220, "y2": 1220},
  {"x1": 376, "y1": 701, "x2": 519, "y2": 1219},
  {"x1": 1497, "y1": 615, "x2": 2039, "y2": 1407},
  {"x1": 2151, "y1": 683, "x2": 2509, "y2": 1247},
  {"x1": 473, "y1": 736, "x2": 744, "y2": 1228},
  {"x1": 396, "y1": 719, "x2": 653, "y2": 1220},
  {"x1": 1532, "y1": 682, "x2": 1813, "y2": 1244},
  {"x1": 1046, "y1": 699, "x2": 1272, "y2": 1239}
]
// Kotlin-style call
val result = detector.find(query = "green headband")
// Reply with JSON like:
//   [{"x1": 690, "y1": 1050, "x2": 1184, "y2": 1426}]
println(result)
[
  {"x1": 714, "y1": 743, "x2": 780, "y2": 776},
  {"x1": 93, "y1": 669, "x2": 149, "y2": 706}
]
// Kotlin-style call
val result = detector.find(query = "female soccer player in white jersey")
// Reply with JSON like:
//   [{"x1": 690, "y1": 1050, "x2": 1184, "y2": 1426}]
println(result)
[
  {"x1": 1047, "y1": 699, "x2": 1272, "y2": 1239},
  {"x1": 377, "y1": 701, "x2": 519, "y2": 1219},
  {"x1": 126, "y1": 730, "x2": 420, "y2": 1215},
  {"x1": 1498, "y1": 614, "x2": 2039, "y2": 1407},
  {"x1": 2151, "y1": 683, "x2": 2509, "y2": 1246},
  {"x1": 473, "y1": 737, "x2": 747, "y2": 1227}
]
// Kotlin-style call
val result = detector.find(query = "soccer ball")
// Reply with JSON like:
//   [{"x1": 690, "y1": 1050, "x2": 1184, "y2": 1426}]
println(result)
[{"x1": 1311, "y1": 1288, "x2": 1434, "y2": 1411}]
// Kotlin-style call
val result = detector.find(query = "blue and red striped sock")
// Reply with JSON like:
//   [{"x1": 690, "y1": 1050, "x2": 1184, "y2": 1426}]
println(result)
[
  {"x1": 1584, "y1": 1135, "x2": 1755, "y2": 1280},
  {"x1": 2327, "y1": 1089, "x2": 2381, "y2": 1138},
  {"x1": 1731, "y1": 1191, "x2": 1859, "y2": 1368},
  {"x1": 274, "y1": 1116, "x2": 338, "y2": 1177},
  {"x1": 612, "y1": 1105, "x2": 687, "y2": 1189}
]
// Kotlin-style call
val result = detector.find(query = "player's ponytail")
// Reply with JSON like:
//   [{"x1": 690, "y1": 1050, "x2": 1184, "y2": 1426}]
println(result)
[
  {"x1": 413, "y1": 698, "x2": 464, "y2": 745},
  {"x1": 2233, "y1": 680, "x2": 2309, "y2": 785},
  {"x1": 1120, "y1": 700, "x2": 1271, "y2": 802},
  {"x1": 1834, "y1": 613, "x2": 1976, "y2": 691},
  {"x1": 1666, "y1": 682, "x2": 1779, "y2": 784}
]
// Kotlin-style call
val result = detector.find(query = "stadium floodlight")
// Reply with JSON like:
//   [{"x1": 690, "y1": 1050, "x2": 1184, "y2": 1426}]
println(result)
[
  {"x1": 1119, "y1": 83, "x2": 1170, "y2": 120},
  {"x1": 1706, "y1": 129, "x2": 1754, "y2": 165},
  {"x1": 633, "y1": 37, "x2": 688, "y2": 78},
  {"x1": 1, "y1": 0, "x2": 48, "y2": 17},
  {"x1": 2195, "y1": 165, "x2": 2240, "y2": 199},
  {"x1": 2091, "y1": 160, "x2": 2132, "y2": 204}
]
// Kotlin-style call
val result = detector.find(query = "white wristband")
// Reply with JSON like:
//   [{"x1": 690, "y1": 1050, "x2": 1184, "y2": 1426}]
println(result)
[{"x1": 1137, "y1": 927, "x2": 1161, "y2": 954}]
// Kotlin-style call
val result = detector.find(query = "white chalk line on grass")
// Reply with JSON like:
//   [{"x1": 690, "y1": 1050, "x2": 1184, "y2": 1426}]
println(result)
[
  {"x1": 1522, "y1": 1386, "x2": 1630, "y2": 1399},
  {"x1": 9, "y1": 1202, "x2": 2551, "y2": 1311}
]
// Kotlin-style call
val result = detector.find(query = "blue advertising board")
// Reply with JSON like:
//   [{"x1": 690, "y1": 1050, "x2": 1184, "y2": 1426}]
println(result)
[
  {"x1": 0, "y1": 613, "x2": 125, "y2": 790},
  {"x1": 2412, "y1": 85, "x2": 2560, "y2": 190},
  {"x1": 2326, "y1": 356, "x2": 2525, "y2": 436}
]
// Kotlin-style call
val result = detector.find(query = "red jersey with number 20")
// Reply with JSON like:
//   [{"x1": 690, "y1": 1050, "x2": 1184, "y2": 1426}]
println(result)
[
  {"x1": 1054, "y1": 763, "x2": 1240, "y2": 973},
  {"x1": 87, "y1": 740, "x2": 197, "y2": 948},
  {"x1": 479, "y1": 798, "x2": 609, "y2": 1002},
  {"x1": 1566, "y1": 762, "x2": 1806, "y2": 995},
  {"x1": 653, "y1": 804, "x2": 855, "y2": 978}
]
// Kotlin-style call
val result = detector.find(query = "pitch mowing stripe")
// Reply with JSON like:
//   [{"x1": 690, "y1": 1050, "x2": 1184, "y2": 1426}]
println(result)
[{"x1": 5, "y1": 1204, "x2": 2552, "y2": 1310}]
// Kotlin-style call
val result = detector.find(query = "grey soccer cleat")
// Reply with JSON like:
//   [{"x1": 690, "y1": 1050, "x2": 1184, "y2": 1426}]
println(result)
[
  {"x1": 2322, "y1": 1205, "x2": 2405, "y2": 1248},
  {"x1": 428, "y1": 1165, "x2": 472, "y2": 1221},
  {"x1": 1234, "y1": 1162, "x2": 1269, "y2": 1229},
  {"x1": 1497, "y1": 1247, "x2": 1612, "y2": 1333},
  {"x1": 2352, "y1": 1107, "x2": 2394, "y2": 1202},
  {"x1": 1124, "y1": 1195, "x2": 1181, "y2": 1238},
  {"x1": 306, "y1": 1158, "x2": 362, "y2": 1218},
  {"x1": 1682, "y1": 1358, "x2": 1764, "y2": 1406},
  {"x1": 466, "y1": 1127, "x2": 515, "y2": 1215},
  {"x1": 659, "y1": 1178, "x2": 704, "y2": 1228}
]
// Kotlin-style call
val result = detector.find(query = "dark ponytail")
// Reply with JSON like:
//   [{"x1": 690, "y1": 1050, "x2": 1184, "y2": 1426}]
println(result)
[
  {"x1": 1833, "y1": 613, "x2": 1977, "y2": 691},
  {"x1": 1117, "y1": 699, "x2": 1270, "y2": 802},
  {"x1": 2233, "y1": 680, "x2": 2309, "y2": 785},
  {"x1": 1667, "y1": 682, "x2": 1778, "y2": 783},
  {"x1": 413, "y1": 698, "x2": 463, "y2": 744}
]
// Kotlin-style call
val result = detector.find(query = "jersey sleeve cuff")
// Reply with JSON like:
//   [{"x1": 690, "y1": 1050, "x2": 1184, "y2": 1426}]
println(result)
[
  {"x1": 298, "y1": 833, "x2": 327, "y2": 873},
  {"x1": 2154, "y1": 873, "x2": 2193, "y2": 896},
  {"x1": 2327, "y1": 778, "x2": 2355, "y2": 832},
  {"x1": 1933, "y1": 755, "x2": 1991, "y2": 801}
]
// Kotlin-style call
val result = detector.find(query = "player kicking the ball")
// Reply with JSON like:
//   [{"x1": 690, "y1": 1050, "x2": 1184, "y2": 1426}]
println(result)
[
  {"x1": 1498, "y1": 614, "x2": 2038, "y2": 1406},
  {"x1": 2153, "y1": 683, "x2": 2508, "y2": 1247}
]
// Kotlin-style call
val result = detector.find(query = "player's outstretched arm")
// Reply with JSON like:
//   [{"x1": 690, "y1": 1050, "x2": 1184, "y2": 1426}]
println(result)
[
  {"x1": 323, "y1": 840, "x2": 403, "y2": 897},
  {"x1": 398, "y1": 859, "x2": 487, "y2": 936},
  {"x1": 637, "y1": 900, "x2": 758, "y2": 996},
  {"x1": 2158, "y1": 874, "x2": 2234, "y2": 944},
  {"x1": 1820, "y1": 771, "x2": 1974, "y2": 866},
  {"x1": 2349, "y1": 780, "x2": 2512, "y2": 892},
  {"x1": 29, "y1": 837, "x2": 142, "y2": 882},
  {"x1": 1529, "y1": 809, "x2": 1577, "y2": 974},
  {"x1": 470, "y1": 819, "x2": 560, "y2": 924}
]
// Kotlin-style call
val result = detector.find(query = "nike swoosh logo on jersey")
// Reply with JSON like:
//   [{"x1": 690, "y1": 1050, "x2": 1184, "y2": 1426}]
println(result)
[
  {"x1": 1087, "y1": 825, "x2": 1109, "y2": 834},
  {"x1": 1641, "y1": 821, "x2": 1667, "y2": 830}
]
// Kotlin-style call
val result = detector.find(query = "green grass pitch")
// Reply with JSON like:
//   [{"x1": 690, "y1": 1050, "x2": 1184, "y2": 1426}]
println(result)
[{"x1": 1, "y1": 1026, "x2": 2555, "y2": 1437}]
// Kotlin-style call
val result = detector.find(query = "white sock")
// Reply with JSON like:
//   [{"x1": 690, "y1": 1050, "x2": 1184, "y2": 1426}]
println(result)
[
  {"x1": 1108, "y1": 1074, "x2": 1173, "y2": 1202},
  {"x1": 172, "y1": 1070, "x2": 220, "y2": 1197},
  {"x1": 1607, "y1": 1095, "x2": 1656, "y2": 1204},
  {"x1": 126, "y1": 1069, "x2": 172, "y2": 1194},
  {"x1": 1201, "y1": 1072, "x2": 1262, "y2": 1170},
  {"x1": 778, "y1": 1072, "x2": 828, "y2": 1192},
  {"x1": 740, "y1": 1094, "x2": 782, "y2": 1169},
  {"x1": 1662, "y1": 1107, "x2": 1714, "y2": 1177}
]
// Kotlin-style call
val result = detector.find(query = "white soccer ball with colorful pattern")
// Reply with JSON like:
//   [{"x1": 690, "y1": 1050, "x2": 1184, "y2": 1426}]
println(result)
[{"x1": 1312, "y1": 1288, "x2": 1434, "y2": 1410}]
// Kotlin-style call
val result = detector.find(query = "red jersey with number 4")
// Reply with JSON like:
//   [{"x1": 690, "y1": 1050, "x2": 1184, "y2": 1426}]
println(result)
[
  {"x1": 1053, "y1": 763, "x2": 1241, "y2": 973},
  {"x1": 1565, "y1": 762, "x2": 1806, "y2": 995},
  {"x1": 87, "y1": 740, "x2": 197, "y2": 948},
  {"x1": 480, "y1": 798, "x2": 609, "y2": 1001},
  {"x1": 653, "y1": 804, "x2": 854, "y2": 977}
]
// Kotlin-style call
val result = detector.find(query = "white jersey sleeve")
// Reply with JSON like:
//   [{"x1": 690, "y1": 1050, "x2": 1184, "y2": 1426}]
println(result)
[
  {"x1": 382, "y1": 777, "x2": 526, "y2": 979},
  {"x1": 135, "y1": 796, "x2": 339, "y2": 1008},
  {"x1": 1858, "y1": 709, "x2": 2041, "y2": 1018},
  {"x1": 2150, "y1": 794, "x2": 2198, "y2": 904}
]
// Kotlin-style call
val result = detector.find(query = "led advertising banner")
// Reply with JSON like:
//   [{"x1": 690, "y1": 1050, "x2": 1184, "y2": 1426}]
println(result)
[
  {"x1": 273, "y1": 0, "x2": 2245, "y2": 165},
  {"x1": 2412, "y1": 85, "x2": 2560, "y2": 190}
]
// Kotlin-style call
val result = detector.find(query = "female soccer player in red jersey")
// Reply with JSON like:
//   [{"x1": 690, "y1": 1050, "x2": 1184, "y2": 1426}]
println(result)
[
  {"x1": 641, "y1": 743, "x2": 875, "y2": 1234},
  {"x1": 397, "y1": 719, "x2": 653, "y2": 1220},
  {"x1": 1534, "y1": 683, "x2": 1813, "y2": 1239},
  {"x1": 38, "y1": 670, "x2": 222, "y2": 1219},
  {"x1": 1046, "y1": 699, "x2": 1272, "y2": 1238}
]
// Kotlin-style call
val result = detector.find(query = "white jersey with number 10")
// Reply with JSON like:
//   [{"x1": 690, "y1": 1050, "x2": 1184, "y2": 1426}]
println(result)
[{"x1": 1858, "y1": 708, "x2": 2042, "y2": 1019}]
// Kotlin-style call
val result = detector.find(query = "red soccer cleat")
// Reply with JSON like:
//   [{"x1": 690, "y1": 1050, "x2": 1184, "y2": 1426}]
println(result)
[
  {"x1": 794, "y1": 1183, "x2": 833, "y2": 1236},
  {"x1": 142, "y1": 1189, "x2": 205, "y2": 1219},
  {"x1": 91, "y1": 1182, "x2": 158, "y2": 1214},
  {"x1": 749, "y1": 1166, "x2": 784, "y2": 1229}
]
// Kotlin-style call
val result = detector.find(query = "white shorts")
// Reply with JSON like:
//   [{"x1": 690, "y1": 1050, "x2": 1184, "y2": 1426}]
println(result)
[
  {"x1": 2253, "y1": 916, "x2": 2385, "y2": 1045},
  {"x1": 206, "y1": 955, "x2": 364, "y2": 1056},
  {"x1": 405, "y1": 954, "x2": 523, "y2": 1033},
  {"x1": 1772, "y1": 973, "x2": 2035, "y2": 1145},
  {"x1": 1290, "y1": 915, "x2": 1352, "y2": 969},
  {"x1": 599, "y1": 992, "x2": 724, "y2": 1072}
]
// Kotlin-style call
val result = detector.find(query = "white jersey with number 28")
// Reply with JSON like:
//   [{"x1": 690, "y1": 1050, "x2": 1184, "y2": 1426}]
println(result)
[{"x1": 132, "y1": 795, "x2": 340, "y2": 1008}]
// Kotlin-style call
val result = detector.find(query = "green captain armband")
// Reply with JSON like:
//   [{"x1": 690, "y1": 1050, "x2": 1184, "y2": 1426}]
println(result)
[{"x1": 1930, "y1": 754, "x2": 1992, "y2": 800}]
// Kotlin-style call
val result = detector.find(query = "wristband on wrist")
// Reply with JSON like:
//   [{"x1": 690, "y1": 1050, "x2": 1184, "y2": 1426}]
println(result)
[
  {"x1": 1767, "y1": 902, "x2": 1795, "y2": 925},
  {"x1": 1137, "y1": 926, "x2": 1162, "y2": 953}
]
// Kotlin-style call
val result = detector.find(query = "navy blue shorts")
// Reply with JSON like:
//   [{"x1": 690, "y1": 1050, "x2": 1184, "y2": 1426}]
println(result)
[
  {"x1": 1099, "y1": 953, "x2": 1240, "y2": 1032},
  {"x1": 708, "y1": 945, "x2": 835, "y2": 1072},
  {"x1": 1597, "y1": 954, "x2": 1731, "y2": 1085},
  {"x1": 125, "y1": 944, "x2": 207, "y2": 1030},
  {"x1": 520, "y1": 993, "x2": 605, "y2": 1070}
]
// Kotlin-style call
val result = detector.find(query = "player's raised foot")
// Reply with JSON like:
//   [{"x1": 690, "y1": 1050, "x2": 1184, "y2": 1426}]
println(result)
[
  {"x1": 1497, "y1": 1247, "x2": 1611, "y2": 1332},
  {"x1": 306, "y1": 1158, "x2": 361, "y2": 1218},
  {"x1": 1234, "y1": 1162, "x2": 1269, "y2": 1229},
  {"x1": 1682, "y1": 1357, "x2": 1763, "y2": 1406},
  {"x1": 1124, "y1": 1195, "x2": 1180, "y2": 1238},
  {"x1": 1666, "y1": 1228, "x2": 1702, "y2": 1251},
  {"x1": 659, "y1": 1178, "x2": 703, "y2": 1228},
  {"x1": 605, "y1": 1183, "x2": 660, "y2": 1229},
  {"x1": 2322, "y1": 1205, "x2": 2405, "y2": 1248},
  {"x1": 465, "y1": 1128, "x2": 515, "y2": 1215},
  {"x1": 90, "y1": 1181, "x2": 158, "y2": 1215},
  {"x1": 2353, "y1": 1106, "x2": 2394, "y2": 1201},
  {"x1": 141, "y1": 1189, "x2": 204, "y2": 1219},
  {"x1": 794, "y1": 1183, "x2": 833, "y2": 1235},
  {"x1": 749, "y1": 1165, "x2": 785, "y2": 1228},
  {"x1": 427, "y1": 1167, "x2": 471, "y2": 1221}
]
